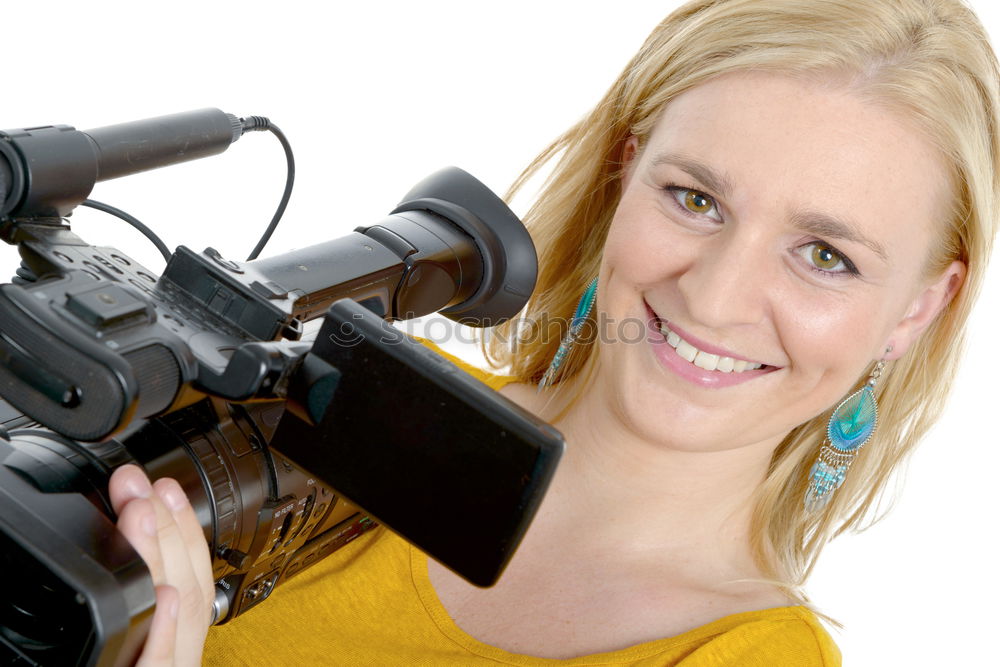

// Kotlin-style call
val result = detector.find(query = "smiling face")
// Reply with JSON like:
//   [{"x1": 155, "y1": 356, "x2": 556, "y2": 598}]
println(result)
[{"x1": 595, "y1": 71, "x2": 962, "y2": 452}]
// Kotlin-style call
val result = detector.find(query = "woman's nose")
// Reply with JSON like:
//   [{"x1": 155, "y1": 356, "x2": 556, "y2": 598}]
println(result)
[{"x1": 675, "y1": 230, "x2": 770, "y2": 330}]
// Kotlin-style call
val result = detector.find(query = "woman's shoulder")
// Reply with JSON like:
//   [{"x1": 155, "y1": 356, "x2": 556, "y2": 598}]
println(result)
[{"x1": 686, "y1": 605, "x2": 841, "y2": 666}]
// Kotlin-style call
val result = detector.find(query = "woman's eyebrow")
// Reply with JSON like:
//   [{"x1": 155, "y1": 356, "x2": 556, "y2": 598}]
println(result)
[
  {"x1": 650, "y1": 152, "x2": 734, "y2": 198},
  {"x1": 650, "y1": 151, "x2": 889, "y2": 262},
  {"x1": 790, "y1": 210, "x2": 889, "y2": 262}
]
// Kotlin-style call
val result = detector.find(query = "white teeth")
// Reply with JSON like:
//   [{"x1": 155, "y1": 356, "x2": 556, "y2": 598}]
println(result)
[
  {"x1": 693, "y1": 351, "x2": 720, "y2": 371},
  {"x1": 659, "y1": 323, "x2": 682, "y2": 348},
  {"x1": 658, "y1": 323, "x2": 766, "y2": 373},
  {"x1": 675, "y1": 339, "x2": 698, "y2": 363}
]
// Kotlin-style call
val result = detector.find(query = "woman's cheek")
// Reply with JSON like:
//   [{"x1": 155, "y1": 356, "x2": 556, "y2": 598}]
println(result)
[
  {"x1": 775, "y1": 290, "x2": 880, "y2": 382},
  {"x1": 605, "y1": 205, "x2": 698, "y2": 284}
]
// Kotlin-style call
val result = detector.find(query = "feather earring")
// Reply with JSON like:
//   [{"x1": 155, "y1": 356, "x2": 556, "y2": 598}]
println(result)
[
  {"x1": 804, "y1": 352, "x2": 889, "y2": 511},
  {"x1": 537, "y1": 277, "x2": 598, "y2": 391}
]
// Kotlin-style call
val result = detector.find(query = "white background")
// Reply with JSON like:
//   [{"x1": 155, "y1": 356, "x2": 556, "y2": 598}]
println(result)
[{"x1": 3, "y1": 1, "x2": 998, "y2": 664}]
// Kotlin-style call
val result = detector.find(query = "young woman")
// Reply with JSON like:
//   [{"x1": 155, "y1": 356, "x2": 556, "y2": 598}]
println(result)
[{"x1": 110, "y1": 0, "x2": 999, "y2": 664}]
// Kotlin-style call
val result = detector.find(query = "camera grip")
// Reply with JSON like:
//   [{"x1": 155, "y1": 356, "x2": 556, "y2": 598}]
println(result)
[{"x1": 0, "y1": 284, "x2": 178, "y2": 441}]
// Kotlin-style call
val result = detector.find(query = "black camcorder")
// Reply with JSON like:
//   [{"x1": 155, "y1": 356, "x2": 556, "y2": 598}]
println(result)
[{"x1": 0, "y1": 109, "x2": 564, "y2": 666}]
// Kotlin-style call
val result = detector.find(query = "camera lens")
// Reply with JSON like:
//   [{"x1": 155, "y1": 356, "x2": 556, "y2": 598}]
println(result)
[{"x1": 0, "y1": 531, "x2": 93, "y2": 663}]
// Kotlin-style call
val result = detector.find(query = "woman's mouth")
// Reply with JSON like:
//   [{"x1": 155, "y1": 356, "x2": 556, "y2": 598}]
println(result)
[
  {"x1": 659, "y1": 321, "x2": 765, "y2": 372},
  {"x1": 644, "y1": 302, "x2": 779, "y2": 388}
]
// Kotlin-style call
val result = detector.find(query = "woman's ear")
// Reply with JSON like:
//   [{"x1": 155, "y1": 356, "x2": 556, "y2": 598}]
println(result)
[
  {"x1": 884, "y1": 260, "x2": 966, "y2": 360},
  {"x1": 621, "y1": 135, "x2": 640, "y2": 190}
]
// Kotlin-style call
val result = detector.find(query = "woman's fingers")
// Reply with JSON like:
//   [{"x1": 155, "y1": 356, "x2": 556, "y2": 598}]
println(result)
[
  {"x1": 109, "y1": 464, "x2": 155, "y2": 517},
  {"x1": 115, "y1": 494, "x2": 167, "y2": 586},
  {"x1": 148, "y1": 478, "x2": 212, "y2": 666},
  {"x1": 110, "y1": 465, "x2": 212, "y2": 666},
  {"x1": 136, "y1": 586, "x2": 179, "y2": 667},
  {"x1": 152, "y1": 477, "x2": 215, "y2": 601}
]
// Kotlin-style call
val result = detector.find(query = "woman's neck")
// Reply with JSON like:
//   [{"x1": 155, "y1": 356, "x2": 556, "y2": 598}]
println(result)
[{"x1": 500, "y1": 373, "x2": 782, "y2": 584}]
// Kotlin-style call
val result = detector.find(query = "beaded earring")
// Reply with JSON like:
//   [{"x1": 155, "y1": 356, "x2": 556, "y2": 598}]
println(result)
[
  {"x1": 537, "y1": 277, "x2": 598, "y2": 391},
  {"x1": 804, "y1": 349, "x2": 891, "y2": 511}
]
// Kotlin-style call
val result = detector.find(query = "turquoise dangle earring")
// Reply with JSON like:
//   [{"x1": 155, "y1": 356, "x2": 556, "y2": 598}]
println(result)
[
  {"x1": 804, "y1": 348, "x2": 890, "y2": 512},
  {"x1": 537, "y1": 277, "x2": 598, "y2": 391}
]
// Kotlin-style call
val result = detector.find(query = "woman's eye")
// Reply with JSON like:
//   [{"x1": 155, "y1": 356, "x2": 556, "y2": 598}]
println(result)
[
  {"x1": 796, "y1": 242, "x2": 859, "y2": 277},
  {"x1": 667, "y1": 187, "x2": 722, "y2": 222}
]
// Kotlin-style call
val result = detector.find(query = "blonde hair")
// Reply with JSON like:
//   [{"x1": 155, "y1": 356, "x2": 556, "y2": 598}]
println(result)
[{"x1": 483, "y1": 0, "x2": 1000, "y2": 603}]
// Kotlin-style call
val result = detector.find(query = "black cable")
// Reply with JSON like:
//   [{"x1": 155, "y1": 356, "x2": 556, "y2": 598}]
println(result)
[
  {"x1": 240, "y1": 117, "x2": 295, "y2": 261},
  {"x1": 81, "y1": 199, "x2": 172, "y2": 263}
]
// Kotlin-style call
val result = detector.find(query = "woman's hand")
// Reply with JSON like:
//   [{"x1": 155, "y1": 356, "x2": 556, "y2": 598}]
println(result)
[{"x1": 109, "y1": 464, "x2": 215, "y2": 666}]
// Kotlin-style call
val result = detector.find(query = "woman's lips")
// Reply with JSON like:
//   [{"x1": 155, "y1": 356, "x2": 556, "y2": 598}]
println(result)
[
  {"x1": 643, "y1": 302, "x2": 778, "y2": 388},
  {"x1": 655, "y1": 318, "x2": 764, "y2": 365}
]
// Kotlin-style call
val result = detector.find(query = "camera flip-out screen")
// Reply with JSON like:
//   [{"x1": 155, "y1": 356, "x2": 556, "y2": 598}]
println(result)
[{"x1": 275, "y1": 298, "x2": 564, "y2": 587}]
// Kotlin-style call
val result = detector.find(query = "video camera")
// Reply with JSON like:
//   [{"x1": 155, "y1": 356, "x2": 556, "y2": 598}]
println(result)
[{"x1": 0, "y1": 109, "x2": 564, "y2": 666}]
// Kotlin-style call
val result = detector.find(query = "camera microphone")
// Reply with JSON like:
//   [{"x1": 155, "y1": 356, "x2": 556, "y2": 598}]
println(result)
[{"x1": 0, "y1": 108, "x2": 242, "y2": 220}]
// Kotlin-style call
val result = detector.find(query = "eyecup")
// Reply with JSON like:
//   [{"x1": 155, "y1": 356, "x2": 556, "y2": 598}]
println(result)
[{"x1": 392, "y1": 167, "x2": 537, "y2": 327}]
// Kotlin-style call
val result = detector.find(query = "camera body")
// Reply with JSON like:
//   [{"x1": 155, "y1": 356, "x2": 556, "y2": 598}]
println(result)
[{"x1": 0, "y1": 111, "x2": 562, "y2": 667}]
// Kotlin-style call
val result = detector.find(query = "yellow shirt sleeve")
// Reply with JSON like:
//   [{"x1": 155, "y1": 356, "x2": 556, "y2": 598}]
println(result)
[{"x1": 202, "y1": 337, "x2": 841, "y2": 666}]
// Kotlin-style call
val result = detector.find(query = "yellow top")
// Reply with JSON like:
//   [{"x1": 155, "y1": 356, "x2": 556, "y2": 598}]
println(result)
[{"x1": 202, "y1": 343, "x2": 841, "y2": 666}]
